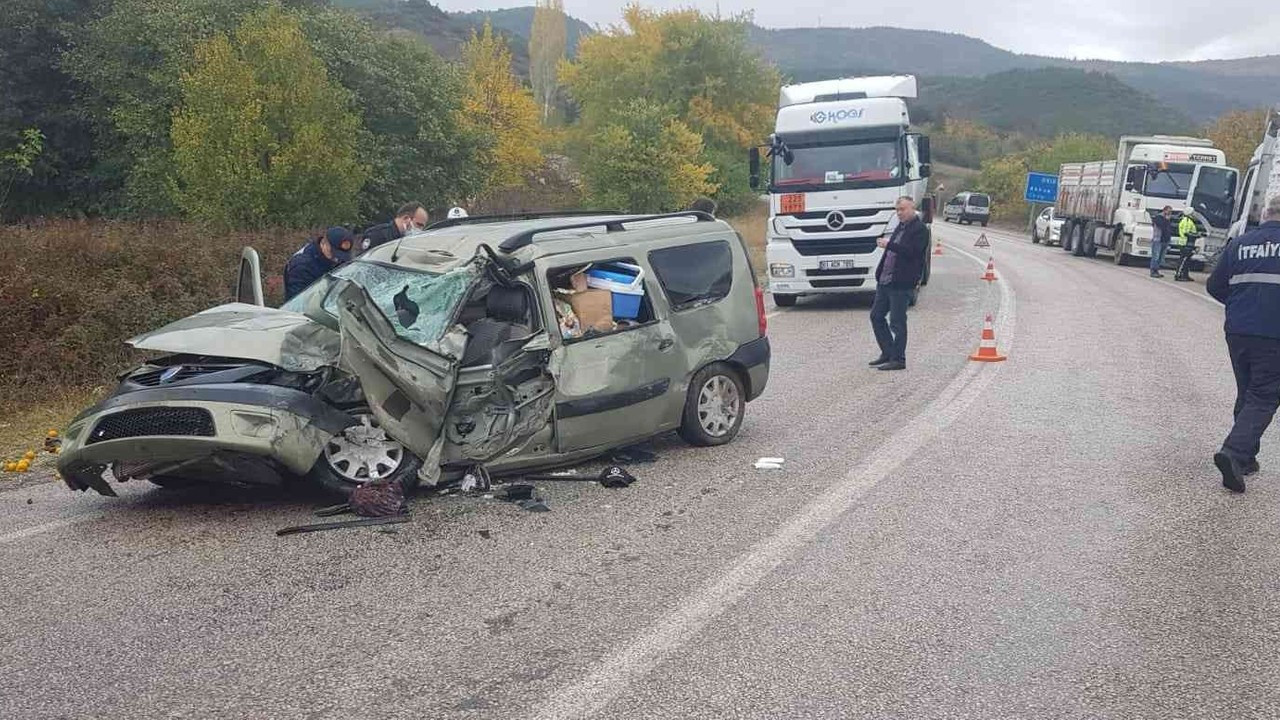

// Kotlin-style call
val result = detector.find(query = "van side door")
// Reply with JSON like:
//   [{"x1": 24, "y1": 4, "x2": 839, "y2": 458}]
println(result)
[{"x1": 538, "y1": 251, "x2": 687, "y2": 454}]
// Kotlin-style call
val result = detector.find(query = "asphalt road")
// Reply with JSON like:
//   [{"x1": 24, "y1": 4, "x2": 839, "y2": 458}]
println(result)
[{"x1": 4, "y1": 221, "x2": 1278, "y2": 719}]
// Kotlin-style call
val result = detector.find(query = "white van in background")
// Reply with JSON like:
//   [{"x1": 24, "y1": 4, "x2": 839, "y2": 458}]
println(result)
[{"x1": 942, "y1": 192, "x2": 991, "y2": 226}]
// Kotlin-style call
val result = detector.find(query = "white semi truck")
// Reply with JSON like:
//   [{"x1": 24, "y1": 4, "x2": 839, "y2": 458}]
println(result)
[
  {"x1": 748, "y1": 75, "x2": 934, "y2": 307},
  {"x1": 1229, "y1": 107, "x2": 1280, "y2": 241},
  {"x1": 1055, "y1": 135, "x2": 1239, "y2": 266}
]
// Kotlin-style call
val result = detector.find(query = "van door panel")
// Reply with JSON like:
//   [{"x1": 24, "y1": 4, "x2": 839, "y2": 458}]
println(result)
[{"x1": 538, "y1": 254, "x2": 686, "y2": 453}]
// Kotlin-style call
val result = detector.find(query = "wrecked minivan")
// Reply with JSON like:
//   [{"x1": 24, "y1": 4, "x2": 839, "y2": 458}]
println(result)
[{"x1": 58, "y1": 212, "x2": 772, "y2": 497}]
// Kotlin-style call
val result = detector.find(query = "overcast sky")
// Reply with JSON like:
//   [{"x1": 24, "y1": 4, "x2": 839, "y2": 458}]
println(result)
[{"x1": 435, "y1": 0, "x2": 1280, "y2": 62}]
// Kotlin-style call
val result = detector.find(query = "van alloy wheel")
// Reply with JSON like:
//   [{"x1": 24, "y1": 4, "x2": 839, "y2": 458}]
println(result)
[
  {"x1": 698, "y1": 375, "x2": 742, "y2": 439},
  {"x1": 679, "y1": 363, "x2": 746, "y2": 447}
]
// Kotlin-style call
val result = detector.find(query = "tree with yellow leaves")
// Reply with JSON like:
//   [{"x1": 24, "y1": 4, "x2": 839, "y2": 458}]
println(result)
[
  {"x1": 562, "y1": 6, "x2": 778, "y2": 214},
  {"x1": 170, "y1": 7, "x2": 365, "y2": 228},
  {"x1": 584, "y1": 99, "x2": 716, "y2": 213},
  {"x1": 1206, "y1": 108, "x2": 1271, "y2": 174},
  {"x1": 460, "y1": 23, "x2": 544, "y2": 190}
]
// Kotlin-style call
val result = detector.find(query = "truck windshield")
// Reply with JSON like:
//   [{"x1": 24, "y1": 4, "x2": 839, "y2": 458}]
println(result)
[
  {"x1": 773, "y1": 139, "x2": 902, "y2": 191},
  {"x1": 1144, "y1": 163, "x2": 1195, "y2": 199},
  {"x1": 1190, "y1": 166, "x2": 1238, "y2": 230}
]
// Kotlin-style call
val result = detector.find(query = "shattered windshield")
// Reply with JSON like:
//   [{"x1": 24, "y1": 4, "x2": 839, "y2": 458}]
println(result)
[
  {"x1": 772, "y1": 139, "x2": 902, "y2": 190},
  {"x1": 282, "y1": 261, "x2": 472, "y2": 346}
]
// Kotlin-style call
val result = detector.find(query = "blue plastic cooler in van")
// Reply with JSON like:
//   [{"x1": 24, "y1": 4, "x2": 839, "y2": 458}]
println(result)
[{"x1": 585, "y1": 263, "x2": 645, "y2": 320}]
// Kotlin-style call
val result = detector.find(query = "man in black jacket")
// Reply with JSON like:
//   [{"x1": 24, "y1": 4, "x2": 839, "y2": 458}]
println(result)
[
  {"x1": 869, "y1": 197, "x2": 930, "y2": 371},
  {"x1": 1207, "y1": 194, "x2": 1280, "y2": 493},
  {"x1": 358, "y1": 202, "x2": 429, "y2": 252}
]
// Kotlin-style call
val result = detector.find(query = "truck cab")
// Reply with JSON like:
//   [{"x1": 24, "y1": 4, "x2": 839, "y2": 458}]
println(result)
[
  {"x1": 750, "y1": 75, "x2": 932, "y2": 308},
  {"x1": 1230, "y1": 108, "x2": 1280, "y2": 241},
  {"x1": 1118, "y1": 143, "x2": 1238, "y2": 259}
]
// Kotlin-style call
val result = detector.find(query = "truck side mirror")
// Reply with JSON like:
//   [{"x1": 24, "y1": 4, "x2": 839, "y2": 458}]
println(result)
[
  {"x1": 921, "y1": 195, "x2": 935, "y2": 224},
  {"x1": 917, "y1": 135, "x2": 931, "y2": 165},
  {"x1": 748, "y1": 147, "x2": 761, "y2": 190},
  {"x1": 235, "y1": 247, "x2": 265, "y2": 306}
]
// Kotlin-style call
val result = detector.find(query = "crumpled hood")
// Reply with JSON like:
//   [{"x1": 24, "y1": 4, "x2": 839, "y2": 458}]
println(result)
[{"x1": 128, "y1": 303, "x2": 341, "y2": 372}]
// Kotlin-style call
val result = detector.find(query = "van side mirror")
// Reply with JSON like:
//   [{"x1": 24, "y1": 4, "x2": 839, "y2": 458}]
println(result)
[
  {"x1": 748, "y1": 147, "x2": 761, "y2": 190},
  {"x1": 235, "y1": 247, "x2": 265, "y2": 306}
]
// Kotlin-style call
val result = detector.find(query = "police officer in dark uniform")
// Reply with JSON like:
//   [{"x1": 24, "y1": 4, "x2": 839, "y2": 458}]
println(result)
[
  {"x1": 358, "y1": 202, "x2": 428, "y2": 252},
  {"x1": 1207, "y1": 195, "x2": 1280, "y2": 493},
  {"x1": 283, "y1": 227, "x2": 354, "y2": 302}
]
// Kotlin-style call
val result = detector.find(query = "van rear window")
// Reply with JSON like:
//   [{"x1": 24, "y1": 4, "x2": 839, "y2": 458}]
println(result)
[
  {"x1": 969, "y1": 195, "x2": 990, "y2": 208},
  {"x1": 648, "y1": 241, "x2": 733, "y2": 311}
]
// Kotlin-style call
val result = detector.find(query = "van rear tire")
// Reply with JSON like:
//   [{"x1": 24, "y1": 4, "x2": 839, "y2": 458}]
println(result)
[{"x1": 679, "y1": 364, "x2": 746, "y2": 448}]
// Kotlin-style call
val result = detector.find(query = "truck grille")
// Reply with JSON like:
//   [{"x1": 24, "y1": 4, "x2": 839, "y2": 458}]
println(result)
[
  {"x1": 88, "y1": 408, "x2": 216, "y2": 444},
  {"x1": 792, "y1": 238, "x2": 879, "y2": 257},
  {"x1": 785, "y1": 208, "x2": 883, "y2": 220},
  {"x1": 806, "y1": 268, "x2": 870, "y2": 277},
  {"x1": 811, "y1": 278, "x2": 867, "y2": 288}
]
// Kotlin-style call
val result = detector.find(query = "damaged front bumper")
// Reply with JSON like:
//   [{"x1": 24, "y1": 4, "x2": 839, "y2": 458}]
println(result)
[{"x1": 57, "y1": 384, "x2": 357, "y2": 496}]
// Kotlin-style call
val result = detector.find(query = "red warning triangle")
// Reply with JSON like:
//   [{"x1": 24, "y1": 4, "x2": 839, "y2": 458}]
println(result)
[{"x1": 974, "y1": 233, "x2": 991, "y2": 248}]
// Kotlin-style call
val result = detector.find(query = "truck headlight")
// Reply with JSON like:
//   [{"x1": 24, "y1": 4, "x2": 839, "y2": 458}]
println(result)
[{"x1": 770, "y1": 264, "x2": 795, "y2": 278}]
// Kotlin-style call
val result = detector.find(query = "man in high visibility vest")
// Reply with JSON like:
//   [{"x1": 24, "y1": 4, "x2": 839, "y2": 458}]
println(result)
[{"x1": 1172, "y1": 211, "x2": 1200, "y2": 281}]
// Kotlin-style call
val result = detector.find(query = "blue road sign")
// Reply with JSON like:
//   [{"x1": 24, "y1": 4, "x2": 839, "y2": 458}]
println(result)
[{"x1": 1025, "y1": 172, "x2": 1059, "y2": 204}]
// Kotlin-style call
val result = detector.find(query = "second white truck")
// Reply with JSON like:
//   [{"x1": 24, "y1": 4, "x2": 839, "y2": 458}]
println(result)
[
  {"x1": 1055, "y1": 135, "x2": 1239, "y2": 265},
  {"x1": 1230, "y1": 107, "x2": 1280, "y2": 241}
]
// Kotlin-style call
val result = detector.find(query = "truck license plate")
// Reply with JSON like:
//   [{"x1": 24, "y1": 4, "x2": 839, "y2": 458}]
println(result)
[{"x1": 819, "y1": 260, "x2": 858, "y2": 271}]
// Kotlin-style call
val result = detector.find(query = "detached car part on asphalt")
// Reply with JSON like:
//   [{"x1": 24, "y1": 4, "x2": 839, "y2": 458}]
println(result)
[{"x1": 59, "y1": 212, "x2": 771, "y2": 498}]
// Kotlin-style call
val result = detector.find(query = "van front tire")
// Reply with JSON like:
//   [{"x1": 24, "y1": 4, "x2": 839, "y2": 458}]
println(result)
[
  {"x1": 307, "y1": 410, "x2": 423, "y2": 498},
  {"x1": 679, "y1": 363, "x2": 746, "y2": 447}
]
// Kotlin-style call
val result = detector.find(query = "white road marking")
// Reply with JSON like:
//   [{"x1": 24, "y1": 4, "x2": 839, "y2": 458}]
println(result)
[
  {"x1": 533, "y1": 247, "x2": 1015, "y2": 720},
  {"x1": 0, "y1": 517, "x2": 90, "y2": 546}
]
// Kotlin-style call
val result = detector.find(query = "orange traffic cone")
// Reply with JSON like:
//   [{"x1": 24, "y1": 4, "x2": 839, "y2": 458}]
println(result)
[
  {"x1": 969, "y1": 314, "x2": 1007, "y2": 363},
  {"x1": 980, "y1": 258, "x2": 997, "y2": 282},
  {"x1": 933, "y1": 239, "x2": 944, "y2": 256}
]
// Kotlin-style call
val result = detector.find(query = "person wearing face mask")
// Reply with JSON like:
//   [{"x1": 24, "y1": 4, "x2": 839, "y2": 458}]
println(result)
[{"x1": 358, "y1": 202, "x2": 429, "y2": 252}]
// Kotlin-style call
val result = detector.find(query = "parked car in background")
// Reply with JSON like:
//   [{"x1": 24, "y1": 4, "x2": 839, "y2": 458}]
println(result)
[
  {"x1": 1032, "y1": 206, "x2": 1064, "y2": 245},
  {"x1": 942, "y1": 192, "x2": 991, "y2": 226},
  {"x1": 57, "y1": 212, "x2": 771, "y2": 498}
]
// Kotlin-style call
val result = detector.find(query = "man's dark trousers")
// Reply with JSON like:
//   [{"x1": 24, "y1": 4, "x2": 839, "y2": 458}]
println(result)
[
  {"x1": 870, "y1": 286, "x2": 913, "y2": 364},
  {"x1": 1223, "y1": 334, "x2": 1280, "y2": 466}
]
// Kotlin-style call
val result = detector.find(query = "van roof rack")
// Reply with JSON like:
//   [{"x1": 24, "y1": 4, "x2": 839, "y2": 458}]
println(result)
[
  {"x1": 497, "y1": 211, "x2": 716, "y2": 253},
  {"x1": 425, "y1": 210, "x2": 622, "y2": 232}
]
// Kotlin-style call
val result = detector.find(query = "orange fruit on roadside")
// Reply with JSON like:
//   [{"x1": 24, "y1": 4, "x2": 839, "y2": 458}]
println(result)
[
  {"x1": 16, "y1": 459, "x2": 31, "y2": 473},
  {"x1": 23, "y1": 450, "x2": 37, "y2": 461},
  {"x1": 3, "y1": 462, "x2": 13, "y2": 472},
  {"x1": 48, "y1": 429, "x2": 59, "y2": 438}
]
